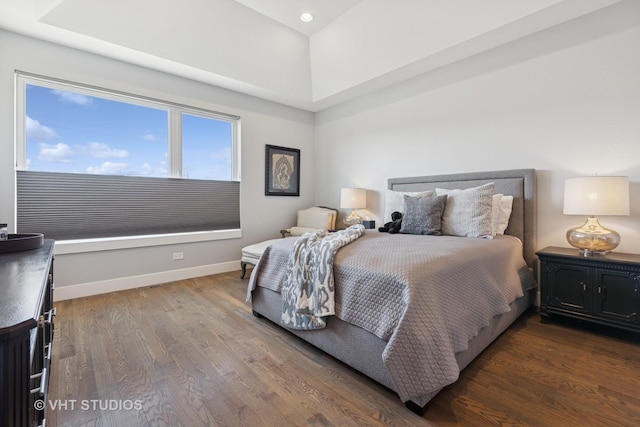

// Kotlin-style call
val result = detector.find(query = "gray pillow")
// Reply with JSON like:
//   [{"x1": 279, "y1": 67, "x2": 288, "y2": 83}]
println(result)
[
  {"x1": 435, "y1": 182, "x2": 495, "y2": 238},
  {"x1": 400, "y1": 194, "x2": 447, "y2": 235},
  {"x1": 384, "y1": 189, "x2": 433, "y2": 222}
]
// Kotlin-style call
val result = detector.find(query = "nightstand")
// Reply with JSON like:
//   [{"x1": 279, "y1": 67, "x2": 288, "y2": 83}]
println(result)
[{"x1": 537, "y1": 246, "x2": 640, "y2": 333}]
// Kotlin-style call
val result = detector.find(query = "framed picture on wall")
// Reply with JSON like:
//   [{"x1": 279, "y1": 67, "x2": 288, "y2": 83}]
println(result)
[{"x1": 265, "y1": 144, "x2": 300, "y2": 196}]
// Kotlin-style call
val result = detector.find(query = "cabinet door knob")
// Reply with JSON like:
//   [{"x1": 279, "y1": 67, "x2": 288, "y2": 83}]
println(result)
[{"x1": 581, "y1": 282, "x2": 587, "y2": 291}]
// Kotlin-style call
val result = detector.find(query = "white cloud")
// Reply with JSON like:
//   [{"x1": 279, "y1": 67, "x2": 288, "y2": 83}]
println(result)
[
  {"x1": 37, "y1": 142, "x2": 73, "y2": 163},
  {"x1": 86, "y1": 161, "x2": 128, "y2": 175},
  {"x1": 140, "y1": 162, "x2": 167, "y2": 177},
  {"x1": 143, "y1": 131, "x2": 156, "y2": 141},
  {"x1": 52, "y1": 89, "x2": 93, "y2": 106},
  {"x1": 26, "y1": 116, "x2": 57, "y2": 140},
  {"x1": 87, "y1": 142, "x2": 129, "y2": 158}
]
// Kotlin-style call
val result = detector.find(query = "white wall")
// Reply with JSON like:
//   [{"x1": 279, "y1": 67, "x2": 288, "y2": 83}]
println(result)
[
  {"x1": 0, "y1": 30, "x2": 315, "y2": 299},
  {"x1": 314, "y1": 8, "x2": 640, "y2": 254}
]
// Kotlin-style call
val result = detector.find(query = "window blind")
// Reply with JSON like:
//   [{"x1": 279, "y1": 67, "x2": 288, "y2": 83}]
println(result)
[{"x1": 17, "y1": 171, "x2": 240, "y2": 240}]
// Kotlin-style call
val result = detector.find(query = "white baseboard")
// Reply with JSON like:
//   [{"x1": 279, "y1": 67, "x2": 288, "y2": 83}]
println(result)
[{"x1": 54, "y1": 261, "x2": 240, "y2": 301}]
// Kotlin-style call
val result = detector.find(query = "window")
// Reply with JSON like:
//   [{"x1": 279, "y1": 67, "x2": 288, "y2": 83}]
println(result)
[{"x1": 15, "y1": 73, "x2": 241, "y2": 243}]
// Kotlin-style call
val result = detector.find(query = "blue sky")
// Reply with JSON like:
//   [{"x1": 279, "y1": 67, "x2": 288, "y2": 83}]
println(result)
[{"x1": 25, "y1": 84, "x2": 232, "y2": 180}]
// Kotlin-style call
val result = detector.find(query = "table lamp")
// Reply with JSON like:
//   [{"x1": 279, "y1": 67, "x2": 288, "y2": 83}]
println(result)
[
  {"x1": 563, "y1": 176, "x2": 629, "y2": 256},
  {"x1": 340, "y1": 188, "x2": 366, "y2": 227}
]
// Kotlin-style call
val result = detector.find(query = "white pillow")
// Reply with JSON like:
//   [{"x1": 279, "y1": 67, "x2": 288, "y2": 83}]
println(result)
[
  {"x1": 435, "y1": 182, "x2": 495, "y2": 238},
  {"x1": 384, "y1": 189, "x2": 433, "y2": 222},
  {"x1": 491, "y1": 194, "x2": 513, "y2": 235}
]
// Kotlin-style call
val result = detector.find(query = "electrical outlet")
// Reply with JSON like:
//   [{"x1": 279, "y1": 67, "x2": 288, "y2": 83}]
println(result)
[{"x1": 172, "y1": 252, "x2": 184, "y2": 260}]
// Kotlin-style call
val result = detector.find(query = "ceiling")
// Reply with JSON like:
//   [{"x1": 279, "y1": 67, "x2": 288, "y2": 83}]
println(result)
[{"x1": 0, "y1": 0, "x2": 626, "y2": 111}]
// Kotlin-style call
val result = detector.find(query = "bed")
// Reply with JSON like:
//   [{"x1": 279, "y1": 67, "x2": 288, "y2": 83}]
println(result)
[{"x1": 247, "y1": 169, "x2": 537, "y2": 414}]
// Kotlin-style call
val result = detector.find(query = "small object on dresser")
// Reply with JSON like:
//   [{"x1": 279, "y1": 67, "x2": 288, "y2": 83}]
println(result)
[
  {"x1": 0, "y1": 224, "x2": 7, "y2": 240},
  {"x1": 362, "y1": 220, "x2": 375, "y2": 229},
  {"x1": 0, "y1": 233, "x2": 45, "y2": 254}
]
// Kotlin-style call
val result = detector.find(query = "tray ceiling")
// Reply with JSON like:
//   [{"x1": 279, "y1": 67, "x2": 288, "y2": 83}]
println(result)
[{"x1": 0, "y1": 0, "x2": 626, "y2": 111}]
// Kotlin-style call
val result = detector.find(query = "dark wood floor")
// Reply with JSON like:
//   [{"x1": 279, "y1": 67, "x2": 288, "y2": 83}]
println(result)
[{"x1": 48, "y1": 271, "x2": 640, "y2": 426}]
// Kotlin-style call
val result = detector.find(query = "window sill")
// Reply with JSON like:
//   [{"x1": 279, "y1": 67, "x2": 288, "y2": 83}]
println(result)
[{"x1": 53, "y1": 229, "x2": 241, "y2": 255}]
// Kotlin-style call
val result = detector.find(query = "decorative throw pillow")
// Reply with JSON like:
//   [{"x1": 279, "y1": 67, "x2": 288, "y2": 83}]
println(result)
[
  {"x1": 435, "y1": 182, "x2": 495, "y2": 238},
  {"x1": 384, "y1": 189, "x2": 433, "y2": 222},
  {"x1": 400, "y1": 194, "x2": 447, "y2": 235},
  {"x1": 491, "y1": 194, "x2": 504, "y2": 235},
  {"x1": 491, "y1": 194, "x2": 513, "y2": 235}
]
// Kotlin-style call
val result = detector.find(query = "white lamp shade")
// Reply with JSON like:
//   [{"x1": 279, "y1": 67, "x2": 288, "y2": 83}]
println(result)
[
  {"x1": 340, "y1": 188, "x2": 366, "y2": 209},
  {"x1": 563, "y1": 176, "x2": 630, "y2": 216}
]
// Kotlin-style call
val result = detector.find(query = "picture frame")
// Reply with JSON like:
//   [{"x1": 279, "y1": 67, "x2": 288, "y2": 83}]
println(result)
[{"x1": 265, "y1": 144, "x2": 300, "y2": 196}]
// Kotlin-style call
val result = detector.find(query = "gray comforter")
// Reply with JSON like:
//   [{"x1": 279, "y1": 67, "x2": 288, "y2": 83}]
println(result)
[{"x1": 247, "y1": 230, "x2": 536, "y2": 403}]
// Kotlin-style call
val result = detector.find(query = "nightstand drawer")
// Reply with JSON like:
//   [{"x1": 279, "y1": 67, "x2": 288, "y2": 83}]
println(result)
[
  {"x1": 593, "y1": 268, "x2": 640, "y2": 323},
  {"x1": 544, "y1": 262, "x2": 591, "y2": 315}
]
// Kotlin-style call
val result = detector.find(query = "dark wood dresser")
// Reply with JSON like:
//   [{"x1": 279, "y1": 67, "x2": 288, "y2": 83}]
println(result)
[{"x1": 0, "y1": 240, "x2": 55, "y2": 427}]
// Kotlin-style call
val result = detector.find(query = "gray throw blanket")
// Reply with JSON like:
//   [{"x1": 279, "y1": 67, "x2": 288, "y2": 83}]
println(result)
[{"x1": 281, "y1": 225, "x2": 365, "y2": 330}]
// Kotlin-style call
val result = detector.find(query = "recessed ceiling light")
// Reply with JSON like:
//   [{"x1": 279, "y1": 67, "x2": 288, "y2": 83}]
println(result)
[{"x1": 300, "y1": 12, "x2": 314, "y2": 23}]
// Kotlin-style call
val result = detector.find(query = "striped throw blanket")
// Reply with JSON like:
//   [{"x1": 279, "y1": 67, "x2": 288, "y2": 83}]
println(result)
[{"x1": 281, "y1": 225, "x2": 365, "y2": 330}]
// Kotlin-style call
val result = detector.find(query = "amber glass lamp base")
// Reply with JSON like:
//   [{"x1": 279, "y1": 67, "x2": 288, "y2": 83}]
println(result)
[
  {"x1": 343, "y1": 209, "x2": 363, "y2": 227},
  {"x1": 566, "y1": 216, "x2": 621, "y2": 256}
]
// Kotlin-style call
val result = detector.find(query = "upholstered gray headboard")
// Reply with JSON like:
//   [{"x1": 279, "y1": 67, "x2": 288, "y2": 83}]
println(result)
[{"x1": 388, "y1": 169, "x2": 537, "y2": 267}]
